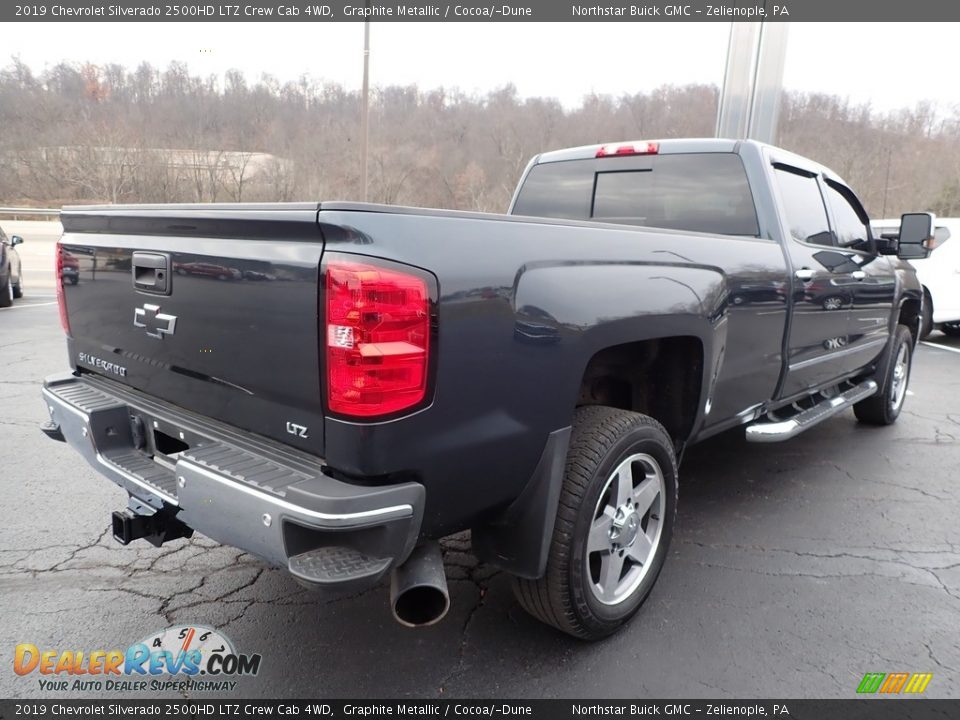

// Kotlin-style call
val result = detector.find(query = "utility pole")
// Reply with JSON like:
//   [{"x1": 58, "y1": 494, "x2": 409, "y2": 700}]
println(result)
[
  {"x1": 716, "y1": 22, "x2": 789, "y2": 144},
  {"x1": 881, "y1": 147, "x2": 892, "y2": 218},
  {"x1": 360, "y1": 12, "x2": 370, "y2": 202}
]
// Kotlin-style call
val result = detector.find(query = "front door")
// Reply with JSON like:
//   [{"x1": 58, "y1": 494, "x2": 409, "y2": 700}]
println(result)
[
  {"x1": 821, "y1": 178, "x2": 896, "y2": 370},
  {"x1": 772, "y1": 163, "x2": 858, "y2": 398}
]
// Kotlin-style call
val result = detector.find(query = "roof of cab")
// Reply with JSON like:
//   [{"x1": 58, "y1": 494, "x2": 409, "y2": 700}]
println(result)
[
  {"x1": 532, "y1": 137, "x2": 855, "y2": 191},
  {"x1": 535, "y1": 138, "x2": 744, "y2": 164}
]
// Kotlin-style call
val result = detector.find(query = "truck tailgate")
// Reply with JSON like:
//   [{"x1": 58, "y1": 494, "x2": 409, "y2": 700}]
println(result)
[{"x1": 59, "y1": 204, "x2": 326, "y2": 456}]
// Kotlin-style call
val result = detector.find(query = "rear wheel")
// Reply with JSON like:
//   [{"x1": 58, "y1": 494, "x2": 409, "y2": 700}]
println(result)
[
  {"x1": 942, "y1": 322, "x2": 960, "y2": 338},
  {"x1": 512, "y1": 406, "x2": 677, "y2": 640},
  {"x1": 854, "y1": 324, "x2": 913, "y2": 425},
  {"x1": 0, "y1": 274, "x2": 12, "y2": 308}
]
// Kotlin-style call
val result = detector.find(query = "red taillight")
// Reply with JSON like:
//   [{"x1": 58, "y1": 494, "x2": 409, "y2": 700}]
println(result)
[
  {"x1": 596, "y1": 141, "x2": 660, "y2": 158},
  {"x1": 55, "y1": 242, "x2": 71, "y2": 336},
  {"x1": 325, "y1": 260, "x2": 431, "y2": 418}
]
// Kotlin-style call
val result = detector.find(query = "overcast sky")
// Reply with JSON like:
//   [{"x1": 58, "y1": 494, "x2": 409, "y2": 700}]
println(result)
[{"x1": 8, "y1": 22, "x2": 960, "y2": 114}]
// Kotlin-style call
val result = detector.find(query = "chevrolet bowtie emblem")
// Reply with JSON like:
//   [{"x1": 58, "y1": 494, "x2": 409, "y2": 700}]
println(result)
[{"x1": 134, "y1": 303, "x2": 177, "y2": 339}]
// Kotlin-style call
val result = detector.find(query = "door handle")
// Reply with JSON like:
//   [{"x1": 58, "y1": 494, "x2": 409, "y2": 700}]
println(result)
[
  {"x1": 795, "y1": 268, "x2": 814, "y2": 281},
  {"x1": 132, "y1": 252, "x2": 171, "y2": 295},
  {"x1": 850, "y1": 271, "x2": 866, "y2": 280}
]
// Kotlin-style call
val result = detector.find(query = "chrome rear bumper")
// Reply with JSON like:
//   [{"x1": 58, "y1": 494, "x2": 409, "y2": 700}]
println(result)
[{"x1": 42, "y1": 373, "x2": 424, "y2": 590}]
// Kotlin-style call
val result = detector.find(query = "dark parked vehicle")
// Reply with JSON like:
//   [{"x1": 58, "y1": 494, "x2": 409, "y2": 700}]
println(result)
[
  {"x1": 61, "y1": 250, "x2": 80, "y2": 285},
  {"x1": 0, "y1": 227, "x2": 24, "y2": 307},
  {"x1": 242, "y1": 269, "x2": 274, "y2": 281},
  {"x1": 174, "y1": 261, "x2": 241, "y2": 281},
  {"x1": 42, "y1": 139, "x2": 933, "y2": 639}
]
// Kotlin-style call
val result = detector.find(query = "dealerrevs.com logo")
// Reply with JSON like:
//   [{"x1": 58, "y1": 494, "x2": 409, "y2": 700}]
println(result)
[{"x1": 14, "y1": 625, "x2": 262, "y2": 693}]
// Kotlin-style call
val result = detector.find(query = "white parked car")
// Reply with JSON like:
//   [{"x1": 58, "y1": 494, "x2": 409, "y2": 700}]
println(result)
[{"x1": 873, "y1": 218, "x2": 959, "y2": 338}]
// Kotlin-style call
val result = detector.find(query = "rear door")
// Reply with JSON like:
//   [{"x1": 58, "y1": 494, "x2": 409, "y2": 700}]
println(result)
[
  {"x1": 59, "y1": 204, "x2": 327, "y2": 456},
  {"x1": 772, "y1": 163, "x2": 858, "y2": 397}
]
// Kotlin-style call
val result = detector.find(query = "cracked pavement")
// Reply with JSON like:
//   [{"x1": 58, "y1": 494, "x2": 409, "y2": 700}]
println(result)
[{"x1": 2, "y1": 301, "x2": 959, "y2": 699}]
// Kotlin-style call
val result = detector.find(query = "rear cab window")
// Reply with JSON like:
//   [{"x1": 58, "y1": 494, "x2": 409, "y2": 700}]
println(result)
[{"x1": 513, "y1": 153, "x2": 760, "y2": 237}]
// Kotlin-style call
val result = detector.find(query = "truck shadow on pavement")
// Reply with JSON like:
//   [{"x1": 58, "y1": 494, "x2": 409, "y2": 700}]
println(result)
[
  {"x1": 7, "y1": 403, "x2": 956, "y2": 699},
  {"x1": 150, "y1": 407, "x2": 951, "y2": 698}
]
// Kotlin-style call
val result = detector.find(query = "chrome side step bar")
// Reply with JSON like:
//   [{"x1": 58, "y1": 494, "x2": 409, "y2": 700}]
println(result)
[{"x1": 745, "y1": 380, "x2": 878, "y2": 443}]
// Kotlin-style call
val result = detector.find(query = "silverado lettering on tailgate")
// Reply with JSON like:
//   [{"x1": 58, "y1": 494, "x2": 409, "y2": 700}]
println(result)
[{"x1": 77, "y1": 352, "x2": 128, "y2": 378}]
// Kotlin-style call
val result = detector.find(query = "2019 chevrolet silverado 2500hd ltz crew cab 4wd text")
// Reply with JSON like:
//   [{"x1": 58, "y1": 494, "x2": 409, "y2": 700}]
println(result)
[{"x1": 42, "y1": 139, "x2": 934, "y2": 639}]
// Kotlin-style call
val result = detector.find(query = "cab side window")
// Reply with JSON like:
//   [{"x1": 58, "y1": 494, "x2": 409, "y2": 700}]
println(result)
[
  {"x1": 773, "y1": 166, "x2": 834, "y2": 247},
  {"x1": 824, "y1": 180, "x2": 870, "y2": 248}
]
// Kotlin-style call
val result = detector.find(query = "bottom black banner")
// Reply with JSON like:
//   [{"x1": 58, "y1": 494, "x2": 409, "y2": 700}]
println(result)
[{"x1": 0, "y1": 700, "x2": 956, "y2": 720}]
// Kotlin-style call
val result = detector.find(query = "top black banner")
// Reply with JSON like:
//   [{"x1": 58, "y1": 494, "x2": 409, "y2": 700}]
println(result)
[{"x1": 6, "y1": 0, "x2": 960, "y2": 22}]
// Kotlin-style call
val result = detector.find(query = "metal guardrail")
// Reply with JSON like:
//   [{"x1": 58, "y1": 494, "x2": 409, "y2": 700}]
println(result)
[{"x1": 0, "y1": 207, "x2": 61, "y2": 220}]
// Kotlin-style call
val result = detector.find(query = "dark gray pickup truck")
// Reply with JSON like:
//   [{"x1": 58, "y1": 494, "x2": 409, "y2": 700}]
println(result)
[{"x1": 43, "y1": 139, "x2": 934, "y2": 639}]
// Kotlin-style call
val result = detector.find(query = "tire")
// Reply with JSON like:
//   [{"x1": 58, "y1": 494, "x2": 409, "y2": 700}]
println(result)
[
  {"x1": 12, "y1": 278, "x2": 23, "y2": 299},
  {"x1": 942, "y1": 322, "x2": 960, "y2": 338},
  {"x1": 69, "y1": 276, "x2": 79, "y2": 285},
  {"x1": 822, "y1": 295, "x2": 844, "y2": 311},
  {"x1": 0, "y1": 274, "x2": 12, "y2": 308},
  {"x1": 853, "y1": 324, "x2": 913, "y2": 426},
  {"x1": 919, "y1": 289, "x2": 933, "y2": 340},
  {"x1": 512, "y1": 406, "x2": 678, "y2": 640}
]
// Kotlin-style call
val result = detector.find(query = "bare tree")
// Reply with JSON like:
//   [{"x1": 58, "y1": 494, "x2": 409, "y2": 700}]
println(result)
[{"x1": 2, "y1": 58, "x2": 959, "y2": 219}]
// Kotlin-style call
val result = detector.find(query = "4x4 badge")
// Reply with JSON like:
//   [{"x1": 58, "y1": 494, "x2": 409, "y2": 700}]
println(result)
[{"x1": 134, "y1": 303, "x2": 177, "y2": 339}]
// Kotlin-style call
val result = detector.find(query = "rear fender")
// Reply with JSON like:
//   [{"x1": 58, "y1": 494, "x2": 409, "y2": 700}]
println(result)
[
  {"x1": 514, "y1": 260, "x2": 724, "y2": 438},
  {"x1": 474, "y1": 263, "x2": 723, "y2": 578}
]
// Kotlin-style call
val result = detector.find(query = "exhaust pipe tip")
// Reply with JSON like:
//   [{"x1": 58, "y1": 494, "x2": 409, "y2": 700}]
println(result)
[
  {"x1": 392, "y1": 585, "x2": 450, "y2": 628},
  {"x1": 390, "y1": 542, "x2": 450, "y2": 628}
]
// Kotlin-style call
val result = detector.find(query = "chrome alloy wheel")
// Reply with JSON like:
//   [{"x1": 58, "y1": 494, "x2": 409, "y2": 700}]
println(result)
[
  {"x1": 890, "y1": 343, "x2": 910, "y2": 411},
  {"x1": 586, "y1": 453, "x2": 665, "y2": 605}
]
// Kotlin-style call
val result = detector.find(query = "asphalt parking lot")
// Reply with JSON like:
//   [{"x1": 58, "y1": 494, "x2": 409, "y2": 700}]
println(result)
[{"x1": 2, "y1": 223, "x2": 959, "y2": 699}]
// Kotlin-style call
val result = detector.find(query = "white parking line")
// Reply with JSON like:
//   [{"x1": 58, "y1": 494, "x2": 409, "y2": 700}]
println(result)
[
  {"x1": 0, "y1": 301, "x2": 58, "y2": 310},
  {"x1": 921, "y1": 341, "x2": 960, "y2": 355}
]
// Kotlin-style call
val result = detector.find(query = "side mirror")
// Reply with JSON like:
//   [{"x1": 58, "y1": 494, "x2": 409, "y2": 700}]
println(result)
[
  {"x1": 10, "y1": 235, "x2": 23, "y2": 246},
  {"x1": 897, "y1": 212, "x2": 935, "y2": 260},
  {"x1": 874, "y1": 236, "x2": 898, "y2": 255}
]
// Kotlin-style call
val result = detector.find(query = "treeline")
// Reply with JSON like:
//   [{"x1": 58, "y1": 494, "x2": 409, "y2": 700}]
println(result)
[{"x1": 2, "y1": 58, "x2": 959, "y2": 218}]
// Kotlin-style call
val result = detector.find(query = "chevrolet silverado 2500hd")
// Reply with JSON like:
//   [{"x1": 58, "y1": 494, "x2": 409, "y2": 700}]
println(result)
[{"x1": 42, "y1": 139, "x2": 934, "y2": 639}]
